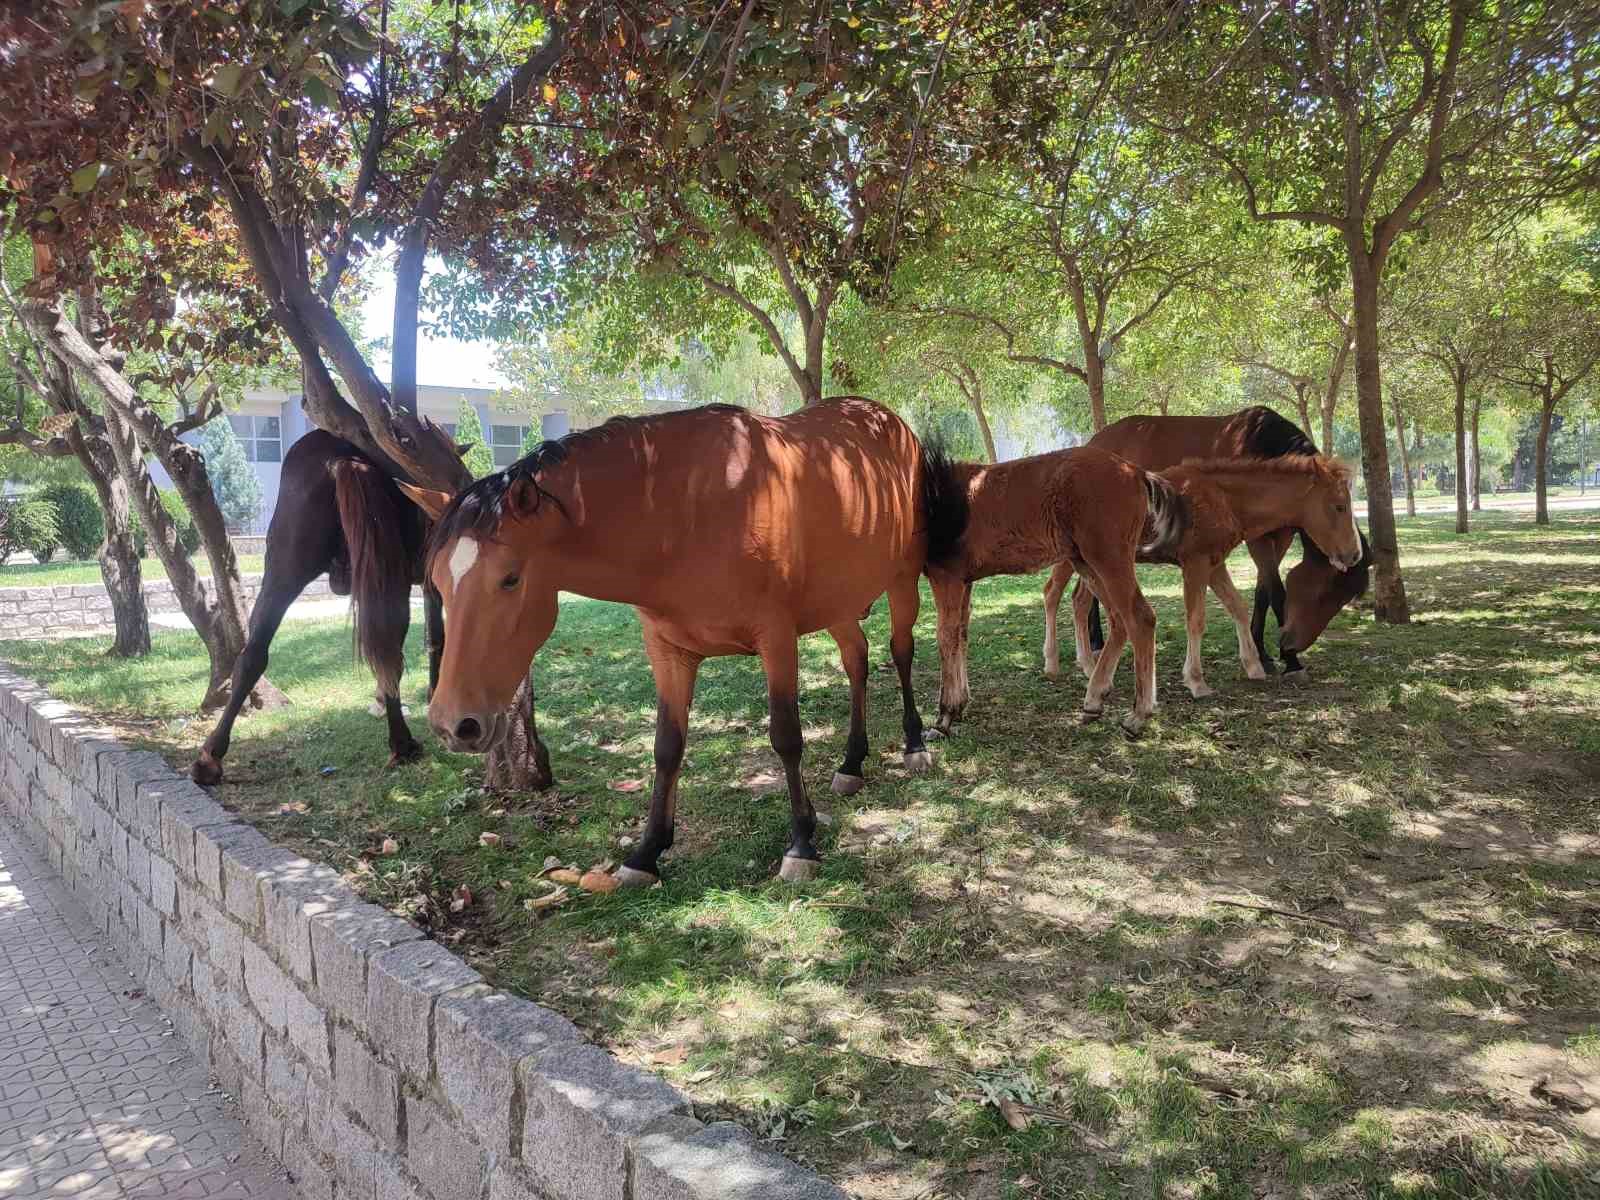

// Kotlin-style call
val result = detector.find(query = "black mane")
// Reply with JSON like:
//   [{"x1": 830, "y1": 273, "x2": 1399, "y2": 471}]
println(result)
[{"x1": 1237, "y1": 405, "x2": 1319, "y2": 458}]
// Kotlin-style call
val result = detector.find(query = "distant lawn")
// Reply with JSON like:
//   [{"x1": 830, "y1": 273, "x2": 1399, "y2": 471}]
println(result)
[
  {"x1": 0, "y1": 553, "x2": 266, "y2": 588},
  {"x1": 4, "y1": 510, "x2": 1598, "y2": 1199}
]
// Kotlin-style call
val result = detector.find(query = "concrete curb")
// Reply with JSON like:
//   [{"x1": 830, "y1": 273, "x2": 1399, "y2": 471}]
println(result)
[{"x1": 0, "y1": 665, "x2": 845, "y2": 1200}]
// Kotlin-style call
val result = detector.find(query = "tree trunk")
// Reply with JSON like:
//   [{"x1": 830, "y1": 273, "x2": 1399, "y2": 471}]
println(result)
[
  {"x1": 1470, "y1": 398, "x2": 1482, "y2": 511},
  {"x1": 1294, "y1": 382, "x2": 1313, "y2": 442},
  {"x1": 1535, "y1": 391, "x2": 1555, "y2": 526},
  {"x1": 1085, "y1": 349, "x2": 1107, "y2": 432},
  {"x1": 1349, "y1": 251, "x2": 1409, "y2": 622},
  {"x1": 1321, "y1": 402, "x2": 1336, "y2": 461},
  {"x1": 484, "y1": 678, "x2": 554, "y2": 792},
  {"x1": 1391, "y1": 390, "x2": 1416, "y2": 519},
  {"x1": 1581, "y1": 417, "x2": 1589, "y2": 496},
  {"x1": 77, "y1": 430, "x2": 149, "y2": 656},
  {"x1": 1452, "y1": 373, "x2": 1468, "y2": 534},
  {"x1": 968, "y1": 384, "x2": 998, "y2": 463}
]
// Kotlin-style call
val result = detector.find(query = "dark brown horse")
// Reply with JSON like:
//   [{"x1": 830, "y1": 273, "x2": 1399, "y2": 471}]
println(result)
[
  {"x1": 402, "y1": 399, "x2": 968, "y2": 886},
  {"x1": 927, "y1": 446, "x2": 1184, "y2": 738},
  {"x1": 189, "y1": 418, "x2": 556, "y2": 786},
  {"x1": 1083, "y1": 407, "x2": 1371, "y2": 672}
]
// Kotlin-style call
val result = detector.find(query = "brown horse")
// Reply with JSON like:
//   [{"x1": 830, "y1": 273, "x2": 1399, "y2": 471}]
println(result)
[
  {"x1": 1044, "y1": 454, "x2": 1362, "y2": 699},
  {"x1": 1084, "y1": 407, "x2": 1371, "y2": 672},
  {"x1": 927, "y1": 446, "x2": 1184, "y2": 739},
  {"x1": 191, "y1": 419, "x2": 553, "y2": 789},
  {"x1": 400, "y1": 399, "x2": 968, "y2": 886}
]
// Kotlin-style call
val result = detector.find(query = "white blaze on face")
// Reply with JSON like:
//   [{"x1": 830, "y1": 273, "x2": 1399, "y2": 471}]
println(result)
[{"x1": 448, "y1": 537, "x2": 480, "y2": 589}]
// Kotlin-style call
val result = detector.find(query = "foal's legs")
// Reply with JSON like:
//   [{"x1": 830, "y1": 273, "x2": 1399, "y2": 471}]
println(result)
[
  {"x1": 759, "y1": 635, "x2": 824, "y2": 882},
  {"x1": 1070, "y1": 573, "x2": 1101, "y2": 677},
  {"x1": 888, "y1": 577, "x2": 932, "y2": 770},
  {"x1": 193, "y1": 571, "x2": 313, "y2": 785},
  {"x1": 827, "y1": 620, "x2": 870, "y2": 795},
  {"x1": 929, "y1": 570, "x2": 972, "y2": 737},
  {"x1": 1042, "y1": 562, "x2": 1072, "y2": 679},
  {"x1": 1083, "y1": 557, "x2": 1157, "y2": 737},
  {"x1": 1180, "y1": 560, "x2": 1216, "y2": 700},
  {"x1": 1210, "y1": 564, "x2": 1268, "y2": 683},
  {"x1": 617, "y1": 629, "x2": 702, "y2": 887}
]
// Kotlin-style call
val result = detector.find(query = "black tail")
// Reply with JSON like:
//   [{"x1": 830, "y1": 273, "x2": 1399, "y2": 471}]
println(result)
[
  {"x1": 1139, "y1": 471, "x2": 1188, "y2": 558},
  {"x1": 920, "y1": 442, "x2": 969, "y2": 565},
  {"x1": 331, "y1": 459, "x2": 423, "y2": 695}
]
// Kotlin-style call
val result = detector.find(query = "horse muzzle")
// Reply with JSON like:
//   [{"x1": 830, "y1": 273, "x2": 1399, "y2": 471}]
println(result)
[{"x1": 431, "y1": 708, "x2": 507, "y2": 755}]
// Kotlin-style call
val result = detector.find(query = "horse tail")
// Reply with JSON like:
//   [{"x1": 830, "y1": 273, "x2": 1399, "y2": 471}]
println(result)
[
  {"x1": 920, "y1": 441, "x2": 970, "y2": 565},
  {"x1": 331, "y1": 458, "x2": 417, "y2": 696},
  {"x1": 1139, "y1": 470, "x2": 1188, "y2": 559}
]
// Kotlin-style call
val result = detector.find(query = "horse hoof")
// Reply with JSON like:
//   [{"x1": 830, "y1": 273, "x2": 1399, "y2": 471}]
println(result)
[
  {"x1": 1282, "y1": 666, "x2": 1310, "y2": 684},
  {"x1": 1080, "y1": 707, "x2": 1103, "y2": 725},
  {"x1": 1186, "y1": 684, "x2": 1215, "y2": 700},
  {"x1": 613, "y1": 866, "x2": 659, "y2": 889},
  {"x1": 1043, "y1": 667, "x2": 1061, "y2": 681},
  {"x1": 831, "y1": 771, "x2": 865, "y2": 796},
  {"x1": 1120, "y1": 714, "x2": 1148, "y2": 739},
  {"x1": 191, "y1": 754, "x2": 222, "y2": 786},
  {"x1": 387, "y1": 742, "x2": 424, "y2": 769},
  {"x1": 903, "y1": 749, "x2": 932, "y2": 773},
  {"x1": 925, "y1": 726, "x2": 948, "y2": 742},
  {"x1": 779, "y1": 854, "x2": 821, "y2": 883},
  {"x1": 1260, "y1": 659, "x2": 1280, "y2": 676}
]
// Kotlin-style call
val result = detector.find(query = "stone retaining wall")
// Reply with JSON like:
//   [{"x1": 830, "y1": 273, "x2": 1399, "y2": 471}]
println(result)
[
  {"x1": 0, "y1": 666, "x2": 842, "y2": 1200},
  {"x1": 0, "y1": 574, "x2": 336, "y2": 640}
]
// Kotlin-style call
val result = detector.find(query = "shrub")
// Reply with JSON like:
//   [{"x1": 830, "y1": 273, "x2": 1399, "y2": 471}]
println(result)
[
  {"x1": 199, "y1": 418, "x2": 261, "y2": 531},
  {"x1": 454, "y1": 399, "x2": 495, "y2": 479},
  {"x1": 0, "y1": 498, "x2": 62, "y2": 564},
  {"x1": 128, "y1": 489, "x2": 201, "y2": 558},
  {"x1": 39, "y1": 482, "x2": 105, "y2": 560}
]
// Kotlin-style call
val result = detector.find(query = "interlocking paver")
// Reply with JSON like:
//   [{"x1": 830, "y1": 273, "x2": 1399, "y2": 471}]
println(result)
[{"x1": 0, "y1": 815, "x2": 297, "y2": 1199}]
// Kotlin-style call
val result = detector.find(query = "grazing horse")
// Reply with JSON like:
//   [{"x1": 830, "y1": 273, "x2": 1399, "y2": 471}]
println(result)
[
  {"x1": 1045, "y1": 454, "x2": 1362, "y2": 699},
  {"x1": 1084, "y1": 408, "x2": 1371, "y2": 672},
  {"x1": 190, "y1": 420, "x2": 519, "y2": 785},
  {"x1": 927, "y1": 446, "x2": 1185, "y2": 739},
  {"x1": 401, "y1": 399, "x2": 968, "y2": 886}
]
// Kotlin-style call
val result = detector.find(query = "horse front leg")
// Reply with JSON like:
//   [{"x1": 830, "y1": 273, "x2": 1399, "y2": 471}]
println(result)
[
  {"x1": 193, "y1": 577, "x2": 304, "y2": 785},
  {"x1": 1209, "y1": 563, "x2": 1268, "y2": 682},
  {"x1": 826, "y1": 621, "x2": 869, "y2": 795},
  {"x1": 1180, "y1": 560, "x2": 1215, "y2": 700},
  {"x1": 616, "y1": 632, "x2": 701, "y2": 888},
  {"x1": 1245, "y1": 535, "x2": 1284, "y2": 675},
  {"x1": 759, "y1": 635, "x2": 822, "y2": 883},
  {"x1": 888, "y1": 577, "x2": 932, "y2": 768},
  {"x1": 1070, "y1": 575, "x2": 1098, "y2": 677}
]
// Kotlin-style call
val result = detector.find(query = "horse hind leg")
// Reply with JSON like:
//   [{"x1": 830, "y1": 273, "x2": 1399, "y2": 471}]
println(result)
[
  {"x1": 1180, "y1": 560, "x2": 1215, "y2": 700},
  {"x1": 927, "y1": 570, "x2": 970, "y2": 739},
  {"x1": 367, "y1": 578, "x2": 422, "y2": 768},
  {"x1": 827, "y1": 621, "x2": 869, "y2": 796},
  {"x1": 1210, "y1": 564, "x2": 1268, "y2": 682},
  {"x1": 759, "y1": 634, "x2": 823, "y2": 882},
  {"x1": 1070, "y1": 577, "x2": 1099, "y2": 677},
  {"x1": 1042, "y1": 562, "x2": 1071, "y2": 679},
  {"x1": 1084, "y1": 557, "x2": 1157, "y2": 738},
  {"x1": 888, "y1": 576, "x2": 932, "y2": 770},
  {"x1": 192, "y1": 577, "x2": 303, "y2": 785}
]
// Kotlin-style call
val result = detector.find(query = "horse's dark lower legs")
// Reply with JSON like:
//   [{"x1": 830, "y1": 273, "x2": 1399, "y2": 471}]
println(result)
[
  {"x1": 827, "y1": 621, "x2": 869, "y2": 794},
  {"x1": 1086, "y1": 588, "x2": 1105, "y2": 654},
  {"x1": 887, "y1": 578, "x2": 931, "y2": 770},
  {"x1": 192, "y1": 578, "x2": 306, "y2": 785},
  {"x1": 617, "y1": 633, "x2": 700, "y2": 887},
  {"x1": 758, "y1": 637, "x2": 821, "y2": 882}
]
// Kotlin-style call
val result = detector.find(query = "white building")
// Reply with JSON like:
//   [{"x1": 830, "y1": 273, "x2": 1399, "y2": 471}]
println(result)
[{"x1": 161, "y1": 384, "x2": 569, "y2": 535}]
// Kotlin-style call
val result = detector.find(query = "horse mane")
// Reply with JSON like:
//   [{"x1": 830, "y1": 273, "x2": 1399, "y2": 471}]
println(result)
[
  {"x1": 1177, "y1": 453, "x2": 1353, "y2": 487},
  {"x1": 424, "y1": 404, "x2": 746, "y2": 566},
  {"x1": 1235, "y1": 405, "x2": 1320, "y2": 457}
]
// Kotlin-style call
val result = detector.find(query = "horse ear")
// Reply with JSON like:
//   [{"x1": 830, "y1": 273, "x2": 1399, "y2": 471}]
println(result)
[
  {"x1": 396, "y1": 482, "x2": 454, "y2": 520},
  {"x1": 454, "y1": 441, "x2": 475, "y2": 458}
]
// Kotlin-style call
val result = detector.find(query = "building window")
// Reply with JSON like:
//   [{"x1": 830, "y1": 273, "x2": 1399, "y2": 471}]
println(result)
[
  {"x1": 541, "y1": 411, "x2": 570, "y2": 440},
  {"x1": 228, "y1": 415, "x2": 281, "y2": 463},
  {"x1": 491, "y1": 423, "x2": 531, "y2": 467}
]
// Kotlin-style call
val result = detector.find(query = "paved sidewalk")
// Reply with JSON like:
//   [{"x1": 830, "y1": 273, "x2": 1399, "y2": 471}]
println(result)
[{"x1": 0, "y1": 817, "x2": 296, "y2": 1200}]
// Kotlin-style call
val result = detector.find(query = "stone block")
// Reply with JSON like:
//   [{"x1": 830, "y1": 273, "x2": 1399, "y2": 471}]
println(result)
[
  {"x1": 127, "y1": 837, "x2": 151, "y2": 899},
  {"x1": 222, "y1": 843, "x2": 306, "y2": 933},
  {"x1": 435, "y1": 987, "x2": 580, "y2": 1156},
  {"x1": 307, "y1": 901, "x2": 421, "y2": 1026},
  {"x1": 150, "y1": 854, "x2": 177, "y2": 917},
  {"x1": 335, "y1": 1024, "x2": 400, "y2": 1147},
  {"x1": 242, "y1": 941, "x2": 294, "y2": 1037},
  {"x1": 375, "y1": 1157, "x2": 429, "y2": 1200},
  {"x1": 264, "y1": 859, "x2": 349, "y2": 988},
  {"x1": 405, "y1": 1097, "x2": 486, "y2": 1200},
  {"x1": 109, "y1": 750, "x2": 170, "y2": 833},
  {"x1": 265, "y1": 1050, "x2": 309, "y2": 1130},
  {"x1": 202, "y1": 903, "x2": 247, "y2": 982},
  {"x1": 631, "y1": 1120, "x2": 849, "y2": 1200},
  {"x1": 285, "y1": 976, "x2": 332, "y2": 1075},
  {"x1": 280, "y1": 1129, "x2": 336, "y2": 1200},
  {"x1": 309, "y1": 1082, "x2": 379, "y2": 1200},
  {"x1": 367, "y1": 940, "x2": 482, "y2": 1083},
  {"x1": 162, "y1": 927, "x2": 192, "y2": 994},
  {"x1": 133, "y1": 895, "x2": 163, "y2": 959},
  {"x1": 222, "y1": 985, "x2": 266, "y2": 1083},
  {"x1": 157, "y1": 784, "x2": 230, "y2": 880},
  {"x1": 519, "y1": 1044, "x2": 689, "y2": 1200},
  {"x1": 487, "y1": 1162, "x2": 548, "y2": 1200},
  {"x1": 237, "y1": 1073, "x2": 285, "y2": 1164},
  {"x1": 193, "y1": 821, "x2": 272, "y2": 902}
]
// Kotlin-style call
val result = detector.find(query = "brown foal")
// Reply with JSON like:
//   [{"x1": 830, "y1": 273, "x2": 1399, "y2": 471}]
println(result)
[
  {"x1": 402, "y1": 399, "x2": 967, "y2": 886},
  {"x1": 927, "y1": 446, "x2": 1184, "y2": 739},
  {"x1": 1043, "y1": 454, "x2": 1362, "y2": 699}
]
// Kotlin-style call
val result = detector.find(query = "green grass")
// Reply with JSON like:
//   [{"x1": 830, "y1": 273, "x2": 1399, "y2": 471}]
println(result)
[
  {"x1": 5, "y1": 509, "x2": 1599, "y2": 1199},
  {"x1": 0, "y1": 554, "x2": 266, "y2": 588}
]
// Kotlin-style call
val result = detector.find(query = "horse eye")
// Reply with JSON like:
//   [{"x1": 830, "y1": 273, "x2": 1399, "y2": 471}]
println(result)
[
  {"x1": 1335, "y1": 503, "x2": 1347, "y2": 513},
  {"x1": 500, "y1": 573, "x2": 520, "y2": 591}
]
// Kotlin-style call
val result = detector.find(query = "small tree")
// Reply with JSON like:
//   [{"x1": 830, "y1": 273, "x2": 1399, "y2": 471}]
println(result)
[
  {"x1": 453, "y1": 400, "x2": 494, "y2": 479},
  {"x1": 199, "y1": 418, "x2": 262, "y2": 532}
]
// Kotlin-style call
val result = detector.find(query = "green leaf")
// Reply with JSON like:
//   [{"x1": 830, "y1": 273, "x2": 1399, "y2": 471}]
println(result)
[
  {"x1": 211, "y1": 63, "x2": 246, "y2": 96},
  {"x1": 687, "y1": 123, "x2": 708, "y2": 149},
  {"x1": 70, "y1": 163, "x2": 101, "y2": 194},
  {"x1": 717, "y1": 150, "x2": 737, "y2": 182},
  {"x1": 303, "y1": 73, "x2": 338, "y2": 109}
]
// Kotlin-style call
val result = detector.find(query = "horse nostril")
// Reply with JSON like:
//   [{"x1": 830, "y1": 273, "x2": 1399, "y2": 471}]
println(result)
[{"x1": 454, "y1": 717, "x2": 482, "y2": 743}]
